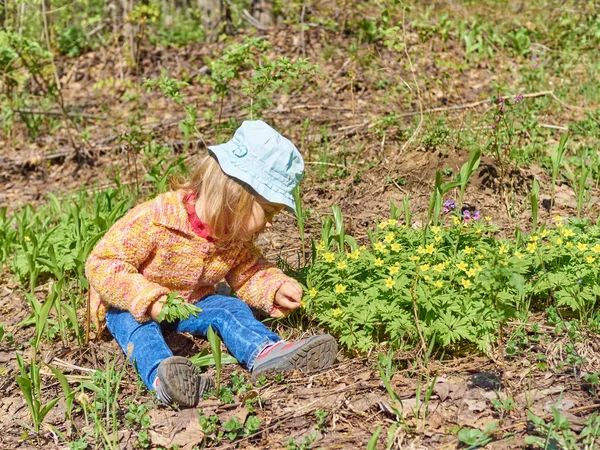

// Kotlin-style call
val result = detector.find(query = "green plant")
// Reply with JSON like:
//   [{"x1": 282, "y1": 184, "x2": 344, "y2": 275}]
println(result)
[
  {"x1": 15, "y1": 353, "x2": 60, "y2": 435},
  {"x1": 458, "y1": 423, "x2": 496, "y2": 449},
  {"x1": 199, "y1": 410, "x2": 223, "y2": 446},
  {"x1": 530, "y1": 178, "x2": 540, "y2": 234},
  {"x1": 207, "y1": 325, "x2": 222, "y2": 393},
  {"x1": 285, "y1": 433, "x2": 317, "y2": 450},
  {"x1": 550, "y1": 133, "x2": 569, "y2": 215},
  {"x1": 157, "y1": 292, "x2": 202, "y2": 323},
  {"x1": 314, "y1": 409, "x2": 328, "y2": 431},
  {"x1": 580, "y1": 412, "x2": 600, "y2": 449},
  {"x1": 491, "y1": 396, "x2": 516, "y2": 417},
  {"x1": 81, "y1": 356, "x2": 125, "y2": 450},
  {"x1": 525, "y1": 406, "x2": 578, "y2": 449},
  {"x1": 564, "y1": 161, "x2": 591, "y2": 218},
  {"x1": 58, "y1": 25, "x2": 88, "y2": 57},
  {"x1": 366, "y1": 426, "x2": 381, "y2": 450}
]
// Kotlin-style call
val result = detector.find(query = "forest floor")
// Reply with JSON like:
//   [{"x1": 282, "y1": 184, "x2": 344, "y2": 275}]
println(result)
[{"x1": 1, "y1": 1, "x2": 600, "y2": 448}]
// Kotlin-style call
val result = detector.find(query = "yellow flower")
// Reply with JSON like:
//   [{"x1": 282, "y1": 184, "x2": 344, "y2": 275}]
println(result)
[
  {"x1": 475, "y1": 227, "x2": 483, "y2": 234},
  {"x1": 478, "y1": 254, "x2": 484, "y2": 260},
  {"x1": 378, "y1": 222, "x2": 388, "y2": 229},
  {"x1": 359, "y1": 245, "x2": 367, "y2": 251},
  {"x1": 577, "y1": 242, "x2": 588, "y2": 252},
  {"x1": 456, "y1": 261, "x2": 468, "y2": 271},
  {"x1": 385, "y1": 277, "x2": 395, "y2": 289},
  {"x1": 424, "y1": 275, "x2": 431, "y2": 281},
  {"x1": 315, "y1": 241, "x2": 325, "y2": 252},
  {"x1": 553, "y1": 215, "x2": 564, "y2": 222},
  {"x1": 474, "y1": 262, "x2": 482, "y2": 272},
  {"x1": 526, "y1": 242, "x2": 537, "y2": 253},
  {"x1": 530, "y1": 235, "x2": 538, "y2": 242},
  {"x1": 515, "y1": 251, "x2": 523, "y2": 259},
  {"x1": 387, "y1": 219, "x2": 397, "y2": 227},
  {"x1": 592, "y1": 244, "x2": 600, "y2": 253},
  {"x1": 408, "y1": 256, "x2": 420, "y2": 262},
  {"x1": 555, "y1": 221, "x2": 564, "y2": 229},
  {"x1": 417, "y1": 246, "x2": 425, "y2": 254},
  {"x1": 452, "y1": 216, "x2": 461, "y2": 226},
  {"x1": 347, "y1": 249, "x2": 361, "y2": 260},
  {"x1": 566, "y1": 242, "x2": 573, "y2": 247},
  {"x1": 556, "y1": 237, "x2": 564, "y2": 245},
  {"x1": 465, "y1": 268, "x2": 476, "y2": 278},
  {"x1": 499, "y1": 244, "x2": 507, "y2": 255},
  {"x1": 541, "y1": 229, "x2": 549, "y2": 238},
  {"x1": 419, "y1": 264, "x2": 430, "y2": 272},
  {"x1": 434, "y1": 280, "x2": 443, "y2": 288},
  {"x1": 484, "y1": 216, "x2": 492, "y2": 221},
  {"x1": 391, "y1": 243, "x2": 401, "y2": 252},
  {"x1": 425, "y1": 244, "x2": 435, "y2": 254},
  {"x1": 586, "y1": 256, "x2": 596, "y2": 264},
  {"x1": 374, "y1": 242, "x2": 386, "y2": 251},
  {"x1": 300, "y1": 301, "x2": 306, "y2": 307},
  {"x1": 374, "y1": 258, "x2": 384, "y2": 267},
  {"x1": 460, "y1": 279, "x2": 472, "y2": 288},
  {"x1": 309, "y1": 288, "x2": 317, "y2": 297},
  {"x1": 433, "y1": 263, "x2": 445, "y2": 272},
  {"x1": 323, "y1": 252, "x2": 335, "y2": 263},
  {"x1": 561, "y1": 229, "x2": 574, "y2": 237},
  {"x1": 333, "y1": 308, "x2": 342, "y2": 316},
  {"x1": 431, "y1": 226, "x2": 441, "y2": 234},
  {"x1": 389, "y1": 266, "x2": 399, "y2": 275},
  {"x1": 337, "y1": 261, "x2": 348, "y2": 270},
  {"x1": 335, "y1": 284, "x2": 346, "y2": 294},
  {"x1": 464, "y1": 246, "x2": 475, "y2": 255},
  {"x1": 434, "y1": 236, "x2": 442, "y2": 242},
  {"x1": 384, "y1": 232, "x2": 395, "y2": 243}
]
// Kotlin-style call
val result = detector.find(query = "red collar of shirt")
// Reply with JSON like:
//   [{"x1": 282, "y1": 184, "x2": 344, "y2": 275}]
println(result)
[{"x1": 183, "y1": 193, "x2": 214, "y2": 241}]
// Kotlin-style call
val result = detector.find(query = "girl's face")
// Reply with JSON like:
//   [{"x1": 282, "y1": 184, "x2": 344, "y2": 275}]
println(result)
[{"x1": 247, "y1": 198, "x2": 284, "y2": 234}]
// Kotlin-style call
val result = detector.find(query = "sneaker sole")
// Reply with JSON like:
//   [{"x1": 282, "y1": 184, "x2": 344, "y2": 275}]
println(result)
[
  {"x1": 157, "y1": 356, "x2": 214, "y2": 407},
  {"x1": 251, "y1": 335, "x2": 338, "y2": 379}
]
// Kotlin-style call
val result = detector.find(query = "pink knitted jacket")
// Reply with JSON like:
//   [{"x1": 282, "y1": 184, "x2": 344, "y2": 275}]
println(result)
[{"x1": 85, "y1": 190, "x2": 292, "y2": 330}]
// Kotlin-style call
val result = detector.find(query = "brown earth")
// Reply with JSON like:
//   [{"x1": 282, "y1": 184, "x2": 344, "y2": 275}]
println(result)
[{"x1": 1, "y1": 3, "x2": 600, "y2": 449}]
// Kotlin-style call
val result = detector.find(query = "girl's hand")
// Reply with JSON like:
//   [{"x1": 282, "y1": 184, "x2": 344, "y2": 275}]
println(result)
[
  {"x1": 148, "y1": 298, "x2": 166, "y2": 322},
  {"x1": 274, "y1": 280, "x2": 303, "y2": 312}
]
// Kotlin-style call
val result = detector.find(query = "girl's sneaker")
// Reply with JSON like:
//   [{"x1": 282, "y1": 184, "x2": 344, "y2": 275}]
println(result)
[
  {"x1": 153, "y1": 356, "x2": 214, "y2": 408},
  {"x1": 251, "y1": 334, "x2": 337, "y2": 379}
]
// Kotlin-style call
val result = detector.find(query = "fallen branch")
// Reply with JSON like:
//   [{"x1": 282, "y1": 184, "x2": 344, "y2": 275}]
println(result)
[{"x1": 14, "y1": 108, "x2": 107, "y2": 120}]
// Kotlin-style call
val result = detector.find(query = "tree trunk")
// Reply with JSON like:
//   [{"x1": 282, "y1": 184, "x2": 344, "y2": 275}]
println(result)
[
  {"x1": 251, "y1": 0, "x2": 273, "y2": 27},
  {"x1": 198, "y1": 0, "x2": 222, "y2": 43},
  {"x1": 0, "y1": 0, "x2": 6, "y2": 29},
  {"x1": 105, "y1": 0, "x2": 124, "y2": 34}
]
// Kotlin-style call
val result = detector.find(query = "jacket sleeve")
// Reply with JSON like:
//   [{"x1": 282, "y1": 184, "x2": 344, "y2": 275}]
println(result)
[
  {"x1": 84, "y1": 202, "x2": 170, "y2": 322},
  {"x1": 225, "y1": 243, "x2": 292, "y2": 316}
]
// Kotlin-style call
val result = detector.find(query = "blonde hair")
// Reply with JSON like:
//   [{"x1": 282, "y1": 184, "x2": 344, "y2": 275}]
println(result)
[{"x1": 171, "y1": 154, "x2": 259, "y2": 246}]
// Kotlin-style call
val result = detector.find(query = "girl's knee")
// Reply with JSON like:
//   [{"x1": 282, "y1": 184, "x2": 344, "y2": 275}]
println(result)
[{"x1": 223, "y1": 296, "x2": 253, "y2": 314}]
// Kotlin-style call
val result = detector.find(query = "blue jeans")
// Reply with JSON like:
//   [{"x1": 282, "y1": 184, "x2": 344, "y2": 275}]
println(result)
[{"x1": 105, "y1": 295, "x2": 280, "y2": 391}]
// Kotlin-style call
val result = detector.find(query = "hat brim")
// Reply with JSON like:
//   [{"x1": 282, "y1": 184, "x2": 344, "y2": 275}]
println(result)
[{"x1": 208, "y1": 143, "x2": 297, "y2": 214}]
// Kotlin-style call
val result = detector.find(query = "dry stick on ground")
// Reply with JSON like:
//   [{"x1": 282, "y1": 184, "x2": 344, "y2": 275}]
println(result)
[{"x1": 332, "y1": 90, "x2": 577, "y2": 145}]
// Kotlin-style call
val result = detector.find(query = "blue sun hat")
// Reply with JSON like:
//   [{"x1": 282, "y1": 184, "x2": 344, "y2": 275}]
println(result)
[{"x1": 207, "y1": 120, "x2": 304, "y2": 212}]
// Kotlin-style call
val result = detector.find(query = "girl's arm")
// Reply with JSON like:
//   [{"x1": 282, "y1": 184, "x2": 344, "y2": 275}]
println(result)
[
  {"x1": 225, "y1": 244, "x2": 293, "y2": 316},
  {"x1": 85, "y1": 202, "x2": 170, "y2": 322}
]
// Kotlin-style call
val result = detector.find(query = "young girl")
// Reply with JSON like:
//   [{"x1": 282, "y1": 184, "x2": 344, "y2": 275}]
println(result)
[{"x1": 85, "y1": 120, "x2": 337, "y2": 408}]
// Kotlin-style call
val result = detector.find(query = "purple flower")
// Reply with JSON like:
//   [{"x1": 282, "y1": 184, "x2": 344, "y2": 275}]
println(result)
[
  {"x1": 499, "y1": 98, "x2": 505, "y2": 104},
  {"x1": 443, "y1": 200, "x2": 456, "y2": 213},
  {"x1": 472, "y1": 210, "x2": 481, "y2": 221},
  {"x1": 491, "y1": 124, "x2": 497, "y2": 130},
  {"x1": 514, "y1": 94, "x2": 524, "y2": 103},
  {"x1": 578, "y1": 279, "x2": 583, "y2": 284},
  {"x1": 494, "y1": 116, "x2": 500, "y2": 122},
  {"x1": 463, "y1": 210, "x2": 471, "y2": 222}
]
